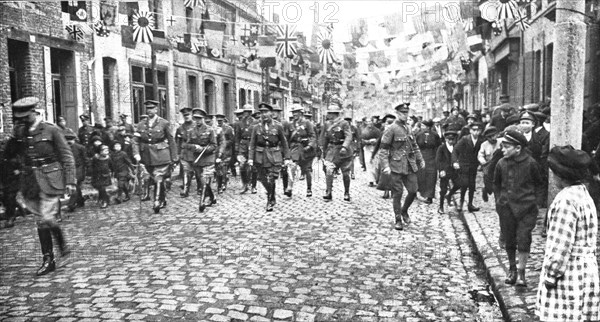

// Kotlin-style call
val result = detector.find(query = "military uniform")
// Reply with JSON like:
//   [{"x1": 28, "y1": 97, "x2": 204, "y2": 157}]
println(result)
[
  {"x1": 249, "y1": 103, "x2": 291, "y2": 211},
  {"x1": 287, "y1": 105, "x2": 317, "y2": 197},
  {"x1": 11, "y1": 97, "x2": 75, "y2": 275},
  {"x1": 345, "y1": 117, "x2": 360, "y2": 180},
  {"x1": 185, "y1": 108, "x2": 217, "y2": 212},
  {"x1": 379, "y1": 103, "x2": 425, "y2": 230},
  {"x1": 175, "y1": 108, "x2": 196, "y2": 197},
  {"x1": 234, "y1": 105, "x2": 258, "y2": 193},
  {"x1": 320, "y1": 105, "x2": 354, "y2": 201},
  {"x1": 216, "y1": 114, "x2": 234, "y2": 193},
  {"x1": 132, "y1": 100, "x2": 178, "y2": 213}
]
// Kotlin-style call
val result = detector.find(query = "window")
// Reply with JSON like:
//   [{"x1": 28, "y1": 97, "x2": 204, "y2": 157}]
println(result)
[
  {"x1": 544, "y1": 44, "x2": 553, "y2": 100},
  {"x1": 188, "y1": 75, "x2": 198, "y2": 109},
  {"x1": 223, "y1": 82, "x2": 231, "y2": 114},
  {"x1": 130, "y1": 64, "x2": 168, "y2": 123},
  {"x1": 185, "y1": 8, "x2": 193, "y2": 34},
  {"x1": 149, "y1": 0, "x2": 163, "y2": 30},
  {"x1": 534, "y1": 50, "x2": 541, "y2": 101},
  {"x1": 8, "y1": 39, "x2": 28, "y2": 102},
  {"x1": 204, "y1": 79, "x2": 215, "y2": 114},
  {"x1": 239, "y1": 88, "x2": 246, "y2": 106},
  {"x1": 103, "y1": 58, "x2": 117, "y2": 120}
]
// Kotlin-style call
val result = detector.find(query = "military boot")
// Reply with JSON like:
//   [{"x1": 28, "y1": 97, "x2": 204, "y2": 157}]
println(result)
[
  {"x1": 140, "y1": 179, "x2": 151, "y2": 201},
  {"x1": 516, "y1": 269, "x2": 527, "y2": 287},
  {"x1": 36, "y1": 228, "x2": 56, "y2": 276},
  {"x1": 323, "y1": 175, "x2": 333, "y2": 201},
  {"x1": 152, "y1": 183, "x2": 161, "y2": 214},
  {"x1": 180, "y1": 173, "x2": 190, "y2": 197},
  {"x1": 394, "y1": 213, "x2": 404, "y2": 231}
]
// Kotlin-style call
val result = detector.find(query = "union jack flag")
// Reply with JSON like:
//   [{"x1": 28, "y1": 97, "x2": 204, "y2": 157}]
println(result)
[
  {"x1": 275, "y1": 24, "x2": 297, "y2": 58},
  {"x1": 240, "y1": 23, "x2": 258, "y2": 47},
  {"x1": 65, "y1": 24, "x2": 84, "y2": 41},
  {"x1": 515, "y1": 8, "x2": 530, "y2": 31}
]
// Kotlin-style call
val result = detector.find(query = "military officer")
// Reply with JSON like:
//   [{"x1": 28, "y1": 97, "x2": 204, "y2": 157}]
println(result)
[
  {"x1": 132, "y1": 100, "x2": 178, "y2": 214},
  {"x1": 248, "y1": 103, "x2": 291, "y2": 211},
  {"x1": 175, "y1": 107, "x2": 196, "y2": 197},
  {"x1": 287, "y1": 104, "x2": 317, "y2": 197},
  {"x1": 380, "y1": 102, "x2": 426, "y2": 231},
  {"x1": 344, "y1": 112, "x2": 360, "y2": 180},
  {"x1": 185, "y1": 108, "x2": 217, "y2": 212},
  {"x1": 234, "y1": 104, "x2": 257, "y2": 194},
  {"x1": 271, "y1": 105, "x2": 292, "y2": 196},
  {"x1": 11, "y1": 97, "x2": 75, "y2": 275},
  {"x1": 216, "y1": 113, "x2": 234, "y2": 193},
  {"x1": 320, "y1": 104, "x2": 354, "y2": 201},
  {"x1": 78, "y1": 114, "x2": 94, "y2": 146}
]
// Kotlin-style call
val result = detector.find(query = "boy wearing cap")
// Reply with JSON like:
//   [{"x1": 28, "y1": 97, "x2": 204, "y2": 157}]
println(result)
[
  {"x1": 65, "y1": 132, "x2": 88, "y2": 212},
  {"x1": 436, "y1": 127, "x2": 460, "y2": 214},
  {"x1": 132, "y1": 100, "x2": 178, "y2": 214},
  {"x1": 91, "y1": 145, "x2": 112, "y2": 209},
  {"x1": 248, "y1": 103, "x2": 291, "y2": 211},
  {"x1": 478, "y1": 126, "x2": 501, "y2": 202},
  {"x1": 520, "y1": 111, "x2": 549, "y2": 207},
  {"x1": 452, "y1": 121, "x2": 484, "y2": 213},
  {"x1": 175, "y1": 107, "x2": 196, "y2": 197},
  {"x1": 380, "y1": 103, "x2": 426, "y2": 230},
  {"x1": 494, "y1": 130, "x2": 543, "y2": 287},
  {"x1": 110, "y1": 142, "x2": 134, "y2": 203},
  {"x1": 11, "y1": 97, "x2": 76, "y2": 275},
  {"x1": 215, "y1": 114, "x2": 234, "y2": 194},
  {"x1": 234, "y1": 104, "x2": 258, "y2": 194}
]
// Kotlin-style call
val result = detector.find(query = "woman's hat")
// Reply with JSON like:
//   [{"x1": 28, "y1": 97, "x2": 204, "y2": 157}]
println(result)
[{"x1": 548, "y1": 145, "x2": 592, "y2": 181}]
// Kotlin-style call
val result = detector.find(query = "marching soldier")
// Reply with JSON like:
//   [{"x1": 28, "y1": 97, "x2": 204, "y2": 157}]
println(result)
[
  {"x1": 216, "y1": 114, "x2": 234, "y2": 193},
  {"x1": 185, "y1": 108, "x2": 218, "y2": 212},
  {"x1": 320, "y1": 104, "x2": 354, "y2": 201},
  {"x1": 271, "y1": 105, "x2": 292, "y2": 196},
  {"x1": 288, "y1": 104, "x2": 317, "y2": 197},
  {"x1": 11, "y1": 97, "x2": 75, "y2": 275},
  {"x1": 132, "y1": 100, "x2": 178, "y2": 214},
  {"x1": 248, "y1": 103, "x2": 291, "y2": 211},
  {"x1": 234, "y1": 104, "x2": 257, "y2": 194},
  {"x1": 344, "y1": 112, "x2": 360, "y2": 180},
  {"x1": 175, "y1": 107, "x2": 196, "y2": 197},
  {"x1": 380, "y1": 103, "x2": 426, "y2": 230}
]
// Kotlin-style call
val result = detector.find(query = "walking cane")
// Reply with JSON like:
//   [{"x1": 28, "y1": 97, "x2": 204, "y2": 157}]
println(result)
[{"x1": 193, "y1": 147, "x2": 208, "y2": 211}]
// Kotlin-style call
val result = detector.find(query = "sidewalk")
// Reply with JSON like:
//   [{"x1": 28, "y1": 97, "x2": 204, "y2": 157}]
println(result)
[{"x1": 458, "y1": 194, "x2": 600, "y2": 322}]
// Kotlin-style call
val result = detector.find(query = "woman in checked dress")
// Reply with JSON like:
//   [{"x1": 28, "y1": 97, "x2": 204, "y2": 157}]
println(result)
[{"x1": 536, "y1": 145, "x2": 599, "y2": 322}]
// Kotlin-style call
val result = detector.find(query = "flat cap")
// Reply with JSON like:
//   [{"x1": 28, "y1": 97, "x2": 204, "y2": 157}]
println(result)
[
  {"x1": 466, "y1": 114, "x2": 477, "y2": 121},
  {"x1": 180, "y1": 107, "x2": 192, "y2": 115},
  {"x1": 12, "y1": 97, "x2": 40, "y2": 117},
  {"x1": 482, "y1": 126, "x2": 498, "y2": 137},
  {"x1": 503, "y1": 129, "x2": 528, "y2": 147},
  {"x1": 327, "y1": 104, "x2": 342, "y2": 113},
  {"x1": 234, "y1": 108, "x2": 245, "y2": 115},
  {"x1": 79, "y1": 114, "x2": 90, "y2": 121},
  {"x1": 258, "y1": 102, "x2": 273, "y2": 111},
  {"x1": 520, "y1": 111, "x2": 537, "y2": 123},
  {"x1": 506, "y1": 114, "x2": 520, "y2": 126},
  {"x1": 291, "y1": 104, "x2": 304, "y2": 113},
  {"x1": 469, "y1": 121, "x2": 483, "y2": 129},
  {"x1": 191, "y1": 108, "x2": 207, "y2": 118},
  {"x1": 215, "y1": 113, "x2": 226, "y2": 119},
  {"x1": 242, "y1": 104, "x2": 254, "y2": 112},
  {"x1": 394, "y1": 102, "x2": 410, "y2": 113},
  {"x1": 144, "y1": 100, "x2": 159, "y2": 107}
]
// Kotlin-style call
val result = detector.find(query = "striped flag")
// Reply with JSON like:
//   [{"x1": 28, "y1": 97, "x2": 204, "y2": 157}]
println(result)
[
  {"x1": 184, "y1": 0, "x2": 205, "y2": 9},
  {"x1": 316, "y1": 31, "x2": 336, "y2": 65},
  {"x1": 497, "y1": 0, "x2": 519, "y2": 20},
  {"x1": 132, "y1": 11, "x2": 154, "y2": 43}
]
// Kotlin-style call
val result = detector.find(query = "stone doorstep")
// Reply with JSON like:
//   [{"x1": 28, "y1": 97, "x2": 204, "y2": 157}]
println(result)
[{"x1": 460, "y1": 210, "x2": 539, "y2": 322}]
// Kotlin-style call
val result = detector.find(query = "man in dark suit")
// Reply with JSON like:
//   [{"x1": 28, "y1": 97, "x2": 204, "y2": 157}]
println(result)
[
  {"x1": 452, "y1": 122, "x2": 484, "y2": 212},
  {"x1": 132, "y1": 100, "x2": 178, "y2": 214}
]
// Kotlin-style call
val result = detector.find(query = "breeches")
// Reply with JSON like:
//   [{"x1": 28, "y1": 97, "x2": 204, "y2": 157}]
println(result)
[
  {"x1": 194, "y1": 164, "x2": 215, "y2": 181},
  {"x1": 19, "y1": 191, "x2": 60, "y2": 228},
  {"x1": 390, "y1": 172, "x2": 418, "y2": 195},
  {"x1": 147, "y1": 164, "x2": 170, "y2": 183},
  {"x1": 258, "y1": 165, "x2": 281, "y2": 181}
]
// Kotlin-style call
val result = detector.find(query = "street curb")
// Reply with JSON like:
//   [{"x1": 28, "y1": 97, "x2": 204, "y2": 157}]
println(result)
[{"x1": 459, "y1": 210, "x2": 538, "y2": 322}]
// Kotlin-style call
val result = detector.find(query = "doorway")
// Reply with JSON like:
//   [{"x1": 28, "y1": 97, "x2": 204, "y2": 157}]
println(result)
[{"x1": 50, "y1": 48, "x2": 77, "y2": 130}]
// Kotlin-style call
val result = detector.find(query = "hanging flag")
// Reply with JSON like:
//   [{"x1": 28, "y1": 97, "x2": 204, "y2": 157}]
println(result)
[
  {"x1": 497, "y1": 0, "x2": 518, "y2": 20},
  {"x1": 191, "y1": 35, "x2": 207, "y2": 53},
  {"x1": 121, "y1": 25, "x2": 136, "y2": 49},
  {"x1": 275, "y1": 25, "x2": 298, "y2": 58},
  {"x1": 515, "y1": 8, "x2": 530, "y2": 31},
  {"x1": 240, "y1": 23, "x2": 258, "y2": 47},
  {"x1": 67, "y1": 1, "x2": 88, "y2": 22},
  {"x1": 463, "y1": 18, "x2": 474, "y2": 32},
  {"x1": 185, "y1": 0, "x2": 206, "y2": 9},
  {"x1": 466, "y1": 29, "x2": 483, "y2": 52},
  {"x1": 132, "y1": 11, "x2": 154, "y2": 43},
  {"x1": 316, "y1": 31, "x2": 336, "y2": 65},
  {"x1": 65, "y1": 24, "x2": 84, "y2": 41},
  {"x1": 94, "y1": 20, "x2": 110, "y2": 37}
]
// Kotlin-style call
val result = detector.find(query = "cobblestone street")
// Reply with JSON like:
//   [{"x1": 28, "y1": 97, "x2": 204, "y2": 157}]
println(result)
[{"x1": 1, "y1": 166, "x2": 502, "y2": 321}]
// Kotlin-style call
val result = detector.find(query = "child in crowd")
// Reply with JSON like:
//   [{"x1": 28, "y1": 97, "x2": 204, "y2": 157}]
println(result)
[
  {"x1": 91, "y1": 145, "x2": 112, "y2": 209},
  {"x1": 494, "y1": 130, "x2": 543, "y2": 287},
  {"x1": 110, "y1": 142, "x2": 133, "y2": 203},
  {"x1": 436, "y1": 128, "x2": 460, "y2": 214}
]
